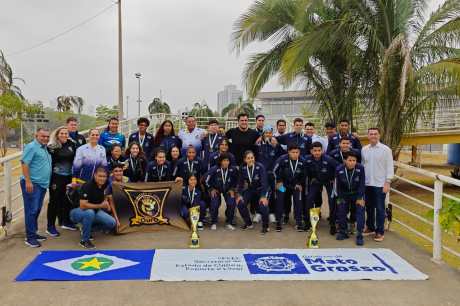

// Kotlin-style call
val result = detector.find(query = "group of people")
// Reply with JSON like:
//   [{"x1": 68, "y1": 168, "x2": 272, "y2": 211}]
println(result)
[{"x1": 20, "y1": 113, "x2": 394, "y2": 249}]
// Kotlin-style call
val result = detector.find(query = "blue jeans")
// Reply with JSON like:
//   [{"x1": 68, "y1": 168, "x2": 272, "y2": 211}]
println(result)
[
  {"x1": 365, "y1": 186, "x2": 386, "y2": 235},
  {"x1": 20, "y1": 179, "x2": 47, "y2": 239},
  {"x1": 70, "y1": 208, "x2": 116, "y2": 242}
]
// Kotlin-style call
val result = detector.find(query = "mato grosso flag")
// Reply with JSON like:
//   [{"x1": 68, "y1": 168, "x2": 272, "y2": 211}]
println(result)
[{"x1": 111, "y1": 181, "x2": 189, "y2": 233}]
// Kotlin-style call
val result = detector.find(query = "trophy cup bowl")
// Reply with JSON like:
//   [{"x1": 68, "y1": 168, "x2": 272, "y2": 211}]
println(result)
[
  {"x1": 307, "y1": 207, "x2": 321, "y2": 248},
  {"x1": 189, "y1": 206, "x2": 200, "y2": 248}
]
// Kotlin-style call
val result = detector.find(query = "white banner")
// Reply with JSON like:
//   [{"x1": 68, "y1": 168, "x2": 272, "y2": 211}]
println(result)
[{"x1": 150, "y1": 248, "x2": 428, "y2": 281}]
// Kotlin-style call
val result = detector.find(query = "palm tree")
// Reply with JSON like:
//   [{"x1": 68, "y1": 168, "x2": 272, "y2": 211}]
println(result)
[
  {"x1": 345, "y1": 0, "x2": 460, "y2": 154},
  {"x1": 233, "y1": 0, "x2": 460, "y2": 155},
  {"x1": 232, "y1": 0, "x2": 368, "y2": 125},
  {"x1": 56, "y1": 96, "x2": 85, "y2": 114},
  {"x1": 0, "y1": 50, "x2": 24, "y2": 98},
  {"x1": 221, "y1": 97, "x2": 256, "y2": 118},
  {"x1": 189, "y1": 101, "x2": 214, "y2": 117},
  {"x1": 148, "y1": 97, "x2": 171, "y2": 114}
]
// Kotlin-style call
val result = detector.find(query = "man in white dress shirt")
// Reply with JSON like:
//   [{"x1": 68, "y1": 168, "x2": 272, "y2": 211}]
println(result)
[
  {"x1": 361, "y1": 128, "x2": 394, "y2": 242},
  {"x1": 178, "y1": 115, "x2": 206, "y2": 156}
]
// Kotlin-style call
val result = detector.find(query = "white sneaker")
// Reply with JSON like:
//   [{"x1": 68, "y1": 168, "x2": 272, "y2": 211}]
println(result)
[
  {"x1": 252, "y1": 213, "x2": 262, "y2": 223},
  {"x1": 197, "y1": 222, "x2": 204, "y2": 231},
  {"x1": 210, "y1": 224, "x2": 217, "y2": 230},
  {"x1": 226, "y1": 224, "x2": 235, "y2": 231},
  {"x1": 269, "y1": 214, "x2": 276, "y2": 224}
]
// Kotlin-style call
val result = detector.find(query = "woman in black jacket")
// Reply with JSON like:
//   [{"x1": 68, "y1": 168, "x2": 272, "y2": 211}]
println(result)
[
  {"x1": 124, "y1": 142, "x2": 147, "y2": 182},
  {"x1": 47, "y1": 126, "x2": 77, "y2": 236}
]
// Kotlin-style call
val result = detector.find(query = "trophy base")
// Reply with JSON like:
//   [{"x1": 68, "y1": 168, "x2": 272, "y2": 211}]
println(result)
[
  {"x1": 189, "y1": 239, "x2": 200, "y2": 249},
  {"x1": 308, "y1": 239, "x2": 320, "y2": 249}
]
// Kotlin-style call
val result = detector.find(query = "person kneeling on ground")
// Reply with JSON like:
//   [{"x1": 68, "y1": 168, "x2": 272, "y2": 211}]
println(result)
[
  {"x1": 335, "y1": 151, "x2": 366, "y2": 246},
  {"x1": 70, "y1": 167, "x2": 116, "y2": 249},
  {"x1": 205, "y1": 153, "x2": 239, "y2": 230},
  {"x1": 181, "y1": 175, "x2": 206, "y2": 230}
]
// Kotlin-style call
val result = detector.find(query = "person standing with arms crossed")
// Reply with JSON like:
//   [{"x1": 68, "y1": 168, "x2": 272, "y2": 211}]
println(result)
[
  {"x1": 361, "y1": 128, "x2": 394, "y2": 242},
  {"x1": 20, "y1": 128, "x2": 52, "y2": 247}
]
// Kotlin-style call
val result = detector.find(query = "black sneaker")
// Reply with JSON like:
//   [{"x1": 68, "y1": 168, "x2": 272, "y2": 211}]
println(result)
[
  {"x1": 329, "y1": 225, "x2": 337, "y2": 235},
  {"x1": 276, "y1": 222, "x2": 282, "y2": 232},
  {"x1": 241, "y1": 224, "x2": 254, "y2": 230},
  {"x1": 261, "y1": 227, "x2": 269, "y2": 235},
  {"x1": 34, "y1": 234, "x2": 47, "y2": 242},
  {"x1": 25, "y1": 238, "x2": 41, "y2": 248},
  {"x1": 336, "y1": 232, "x2": 349, "y2": 241},
  {"x1": 79, "y1": 240, "x2": 96, "y2": 249},
  {"x1": 295, "y1": 225, "x2": 304, "y2": 232}
]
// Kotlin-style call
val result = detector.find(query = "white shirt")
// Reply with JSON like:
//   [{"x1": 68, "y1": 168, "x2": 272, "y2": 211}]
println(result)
[
  {"x1": 312, "y1": 134, "x2": 328, "y2": 151},
  {"x1": 361, "y1": 142, "x2": 394, "y2": 187},
  {"x1": 178, "y1": 127, "x2": 205, "y2": 152}
]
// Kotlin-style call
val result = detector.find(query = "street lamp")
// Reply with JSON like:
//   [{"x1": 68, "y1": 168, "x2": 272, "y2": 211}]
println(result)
[{"x1": 135, "y1": 73, "x2": 142, "y2": 117}]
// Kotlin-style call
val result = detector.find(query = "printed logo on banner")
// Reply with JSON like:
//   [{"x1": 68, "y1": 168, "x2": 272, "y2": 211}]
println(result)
[
  {"x1": 243, "y1": 253, "x2": 309, "y2": 274},
  {"x1": 44, "y1": 253, "x2": 139, "y2": 276}
]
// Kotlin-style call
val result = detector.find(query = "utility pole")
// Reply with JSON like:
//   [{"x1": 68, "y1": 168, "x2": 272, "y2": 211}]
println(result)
[
  {"x1": 117, "y1": 0, "x2": 124, "y2": 119},
  {"x1": 135, "y1": 73, "x2": 142, "y2": 117},
  {"x1": 126, "y1": 95, "x2": 129, "y2": 119}
]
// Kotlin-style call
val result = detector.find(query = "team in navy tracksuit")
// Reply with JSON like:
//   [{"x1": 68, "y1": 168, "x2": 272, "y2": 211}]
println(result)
[
  {"x1": 335, "y1": 151, "x2": 366, "y2": 245},
  {"x1": 145, "y1": 150, "x2": 175, "y2": 182},
  {"x1": 273, "y1": 145, "x2": 306, "y2": 231},
  {"x1": 158, "y1": 135, "x2": 182, "y2": 156},
  {"x1": 304, "y1": 142, "x2": 339, "y2": 231},
  {"x1": 208, "y1": 148, "x2": 236, "y2": 169},
  {"x1": 326, "y1": 133, "x2": 362, "y2": 153},
  {"x1": 257, "y1": 127, "x2": 284, "y2": 220},
  {"x1": 201, "y1": 120, "x2": 224, "y2": 168},
  {"x1": 277, "y1": 132, "x2": 312, "y2": 157},
  {"x1": 329, "y1": 146, "x2": 362, "y2": 164},
  {"x1": 180, "y1": 176, "x2": 206, "y2": 225},
  {"x1": 174, "y1": 147, "x2": 206, "y2": 185},
  {"x1": 128, "y1": 131, "x2": 155, "y2": 161},
  {"x1": 205, "y1": 154, "x2": 239, "y2": 228},
  {"x1": 107, "y1": 144, "x2": 126, "y2": 172},
  {"x1": 128, "y1": 117, "x2": 155, "y2": 161},
  {"x1": 237, "y1": 152, "x2": 270, "y2": 233},
  {"x1": 328, "y1": 136, "x2": 361, "y2": 229}
]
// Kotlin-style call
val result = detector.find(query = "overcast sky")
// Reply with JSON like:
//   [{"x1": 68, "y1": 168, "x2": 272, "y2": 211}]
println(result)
[{"x1": 0, "y1": 0, "x2": 444, "y2": 116}]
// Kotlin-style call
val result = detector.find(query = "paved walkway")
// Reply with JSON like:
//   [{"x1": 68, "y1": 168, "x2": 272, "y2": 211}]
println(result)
[{"x1": 1, "y1": 215, "x2": 460, "y2": 306}]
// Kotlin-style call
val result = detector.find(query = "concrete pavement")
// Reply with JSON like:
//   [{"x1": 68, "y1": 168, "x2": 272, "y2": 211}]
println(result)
[{"x1": 1, "y1": 215, "x2": 460, "y2": 306}]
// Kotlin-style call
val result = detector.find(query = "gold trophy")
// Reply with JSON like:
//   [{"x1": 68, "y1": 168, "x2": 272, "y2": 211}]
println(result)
[
  {"x1": 307, "y1": 207, "x2": 321, "y2": 248},
  {"x1": 189, "y1": 206, "x2": 200, "y2": 248}
]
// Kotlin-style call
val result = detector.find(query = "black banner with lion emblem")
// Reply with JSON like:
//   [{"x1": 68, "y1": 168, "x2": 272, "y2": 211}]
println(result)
[{"x1": 112, "y1": 181, "x2": 189, "y2": 233}]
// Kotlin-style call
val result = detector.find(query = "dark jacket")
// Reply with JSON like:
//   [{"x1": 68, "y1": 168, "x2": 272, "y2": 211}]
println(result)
[
  {"x1": 145, "y1": 160, "x2": 174, "y2": 182},
  {"x1": 335, "y1": 164, "x2": 365, "y2": 199},
  {"x1": 205, "y1": 166, "x2": 239, "y2": 193},
  {"x1": 304, "y1": 154, "x2": 338, "y2": 185},
  {"x1": 273, "y1": 155, "x2": 306, "y2": 189},
  {"x1": 237, "y1": 162, "x2": 269, "y2": 197}
]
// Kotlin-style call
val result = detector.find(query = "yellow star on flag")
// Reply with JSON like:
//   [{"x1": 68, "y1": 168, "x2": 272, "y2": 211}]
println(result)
[{"x1": 78, "y1": 257, "x2": 108, "y2": 270}]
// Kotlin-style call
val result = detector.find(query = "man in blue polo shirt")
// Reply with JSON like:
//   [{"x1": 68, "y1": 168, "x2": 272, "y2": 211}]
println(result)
[{"x1": 20, "y1": 128, "x2": 52, "y2": 248}]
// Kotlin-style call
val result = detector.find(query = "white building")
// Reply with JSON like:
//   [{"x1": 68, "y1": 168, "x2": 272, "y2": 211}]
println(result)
[
  {"x1": 253, "y1": 90, "x2": 316, "y2": 125},
  {"x1": 217, "y1": 85, "x2": 243, "y2": 114}
]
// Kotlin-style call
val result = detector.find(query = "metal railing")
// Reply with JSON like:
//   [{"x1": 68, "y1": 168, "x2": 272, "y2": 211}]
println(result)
[{"x1": 390, "y1": 161, "x2": 460, "y2": 263}]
